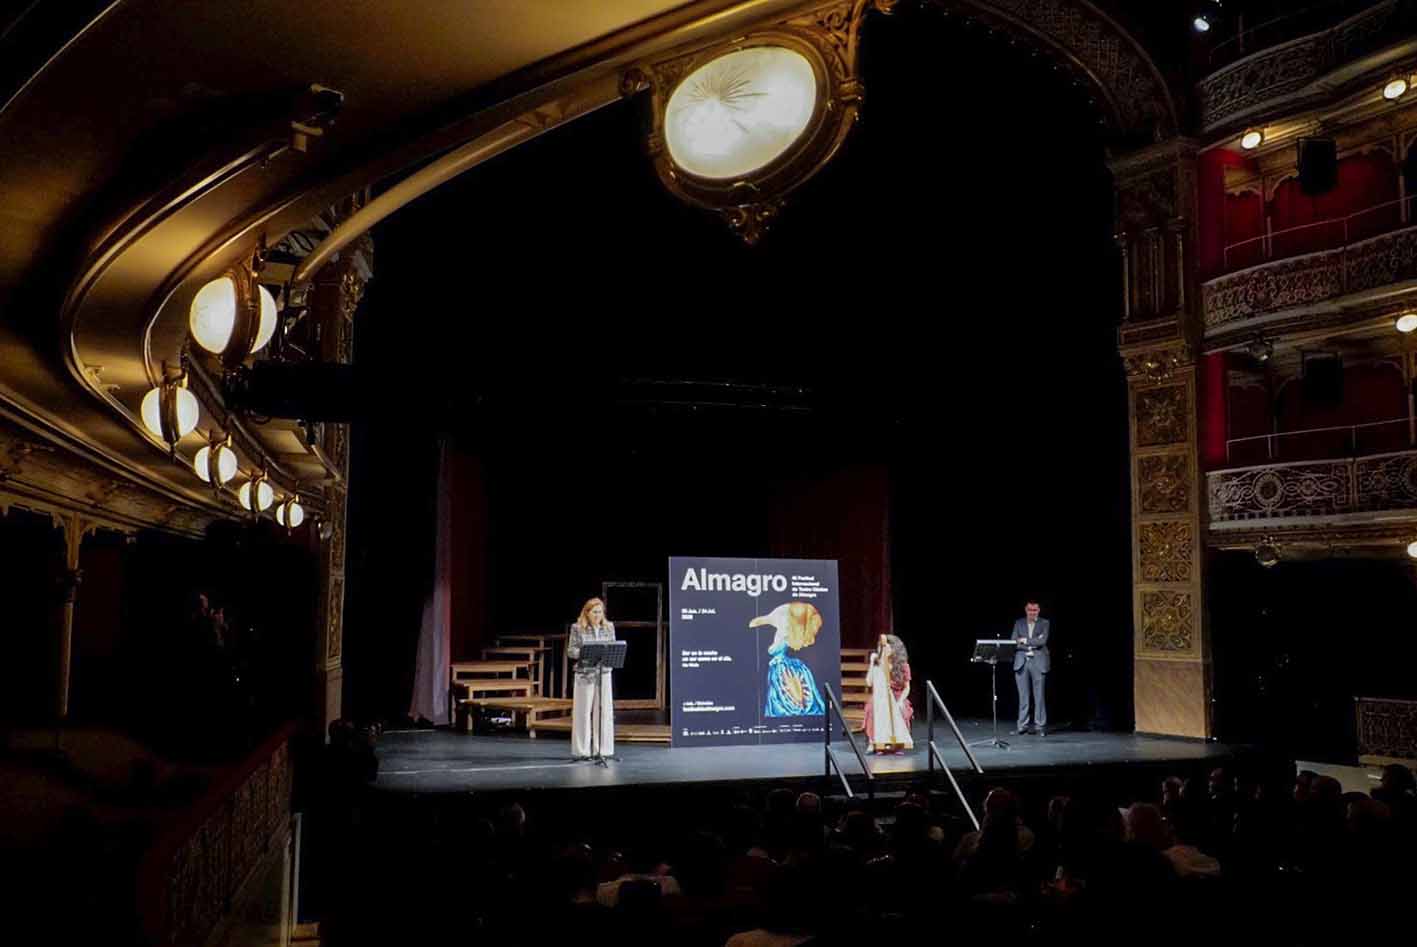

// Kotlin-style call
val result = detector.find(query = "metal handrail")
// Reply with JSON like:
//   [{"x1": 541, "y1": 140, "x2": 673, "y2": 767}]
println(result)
[
  {"x1": 822, "y1": 682, "x2": 873, "y2": 800},
  {"x1": 926, "y1": 680, "x2": 982, "y2": 832},
  {"x1": 1222, "y1": 196, "x2": 1410, "y2": 270},
  {"x1": 1225, "y1": 417, "x2": 1410, "y2": 463}
]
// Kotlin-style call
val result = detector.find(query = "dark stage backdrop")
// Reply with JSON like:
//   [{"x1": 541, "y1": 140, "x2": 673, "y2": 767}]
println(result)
[{"x1": 345, "y1": 8, "x2": 1130, "y2": 728}]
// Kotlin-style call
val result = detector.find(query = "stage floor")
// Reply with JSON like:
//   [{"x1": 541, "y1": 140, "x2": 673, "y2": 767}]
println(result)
[{"x1": 372, "y1": 719, "x2": 1246, "y2": 795}]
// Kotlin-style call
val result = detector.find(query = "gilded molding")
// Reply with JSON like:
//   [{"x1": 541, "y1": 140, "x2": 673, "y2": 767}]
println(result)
[
  {"x1": 1139, "y1": 590, "x2": 1195, "y2": 655},
  {"x1": 1138, "y1": 520, "x2": 1193, "y2": 583},
  {"x1": 1138, "y1": 454, "x2": 1191, "y2": 515},
  {"x1": 1134, "y1": 384, "x2": 1190, "y2": 448}
]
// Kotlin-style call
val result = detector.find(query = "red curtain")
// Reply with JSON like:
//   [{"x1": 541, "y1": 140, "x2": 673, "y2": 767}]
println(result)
[
  {"x1": 767, "y1": 464, "x2": 892, "y2": 650},
  {"x1": 1199, "y1": 353, "x2": 1229, "y2": 470},
  {"x1": 1269, "y1": 152, "x2": 1398, "y2": 258}
]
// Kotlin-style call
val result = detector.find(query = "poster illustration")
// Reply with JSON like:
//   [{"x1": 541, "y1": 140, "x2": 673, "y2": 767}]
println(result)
[{"x1": 670, "y1": 556, "x2": 841, "y2": 747}]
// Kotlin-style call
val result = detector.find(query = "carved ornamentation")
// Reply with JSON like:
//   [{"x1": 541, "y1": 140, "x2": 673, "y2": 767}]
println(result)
[
  {"x1": 1208, "y1": 461, "x2": 1354, "y2": 522},
  {"x1": 1354, "y1": 451, "x2": 1417, "y2": 510},
  {"x1": 1123, "y1": 342, "x2": 1194, "y2": 381},
  {"x1": 326, "y1": 577, "x2": 345, "y2": 660},
  {"x1": 1357, "y1": 696, "x2": 1417, "y2": 762},
  {"x1": 943, "y1": 0, "x2": 1176, "y2": 139},
  {"x1": 1139, "y1": 521, "x2": 1193, "y2": 582},
  {"x1": 1138, "y1": 454, "x2": 1190, "y2": 514},
  {"x1": 1197, "y1": 1, "x2": 1404, "y2": 131},
  {"x1": 1202, "y1": 248, "x2": 1346, "y2": 329},
  {"x1": 1345, "y1": 224, "x2": 1417, "y2": 296},
  {"x1": 722, "y1": 201, "x2": 784, "y2": 246},
  {"x1": 1117, "y1": 167, "x2": 1177, "y2": 230},
  {"x1": 161, "y1": 737, "x2": 293, "y2": 945},
  {"x1": 1135, "y1": 385, "x2": 1188, "y2": 447},
  {"x1": 1140, "y1": 590, "x2": 1193, "y2": 653}
]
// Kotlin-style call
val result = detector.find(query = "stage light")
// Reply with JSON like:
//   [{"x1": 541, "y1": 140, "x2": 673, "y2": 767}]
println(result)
[
  {"x1": 140, "y1": 378, "x2": 200, "y2": 447},
  {"x1": 188, "y1": 269, "x2": 277, "y2": 363},
  {"x1": 1395, "y1": 312, "x2": 1417, "y2": 333},
  {"x1": 193, "y1": 438, "x2": 238, "y2": 484},
  {"x1": 239, "y1": 476, "x2": 274, "y2": 513},
  {"x1": 276, "y1": 495, "x2": 305, "y2": 529},
  {"x1": 1193, "y1": 15, "x2": 1211, "y2": 32},
  {"x1": 1408, "y1": 540, "x2": 1417, "y2": 559},
  {"x1": 1384, "y1": 76, "x2": 1409, "y2": 101},
  {"x1": 1240, "y1": 128, "x2": 1264, "y2": 150},
  {"x1": 664, "y1": 46, "x2": 818, "y2": 180}
]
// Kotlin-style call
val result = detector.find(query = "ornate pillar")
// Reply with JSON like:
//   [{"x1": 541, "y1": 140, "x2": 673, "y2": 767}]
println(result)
[
  {"x1": 1114, "y1": 141, "x2": 1212, "y2": 739},
  {"x1": 53, "y1": 512, "x2": 94, "y2": 720},
  {"x1": 308, "y1": 234, "x2": 369, "y2": 734}
]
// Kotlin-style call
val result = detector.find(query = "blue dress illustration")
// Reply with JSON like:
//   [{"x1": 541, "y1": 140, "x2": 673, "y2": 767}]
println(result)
[{"x1": 750, "y1": 601, "x2": 827, "y2": 717}]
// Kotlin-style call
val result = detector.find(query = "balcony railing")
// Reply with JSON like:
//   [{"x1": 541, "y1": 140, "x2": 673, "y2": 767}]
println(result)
[
  {"x1": 1208, "y1": 448, "x2": 1417, "y2": 524},
  {"x1": 1198, "y1": 0, "x2": 1406, "y2": 131},
  {"x1": 1202, "y1": 219, "x2": 1417, "y2": 332},
  {"x1": 1226, "y1": 417, "x2": 1412, "y2": 466},
  {"x1": 1222, "y1": 196, "x2": 1408, "y2": 273},
  {"x1": 1204, "y1": 0, "x2": 1389, "y2": 71}
]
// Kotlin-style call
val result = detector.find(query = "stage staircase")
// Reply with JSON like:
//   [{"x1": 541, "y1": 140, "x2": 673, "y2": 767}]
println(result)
[
  {"x1": 840, "y1": 648, "x2": 869, "y2": 733},
  {"x1": 451, "y1": 638, "x2": 573, "y2": 734},
  {"x1": 454, "y1": 640, "x2": 867, "y2": 738}
]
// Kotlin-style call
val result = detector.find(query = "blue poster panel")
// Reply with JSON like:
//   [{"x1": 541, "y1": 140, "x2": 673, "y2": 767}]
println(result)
[{"x1": 670, "y1": 556, "x2": 841, "y2": 748}]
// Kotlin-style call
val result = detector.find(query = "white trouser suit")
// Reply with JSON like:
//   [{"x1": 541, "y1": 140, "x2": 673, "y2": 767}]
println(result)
[{"x1": 569, "y1": 621, "x2": 615, "y2": 758}]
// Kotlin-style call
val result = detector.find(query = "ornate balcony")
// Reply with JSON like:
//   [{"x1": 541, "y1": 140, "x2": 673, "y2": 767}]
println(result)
[
  {"x1": 1207, "y1": 448, "x2": 1417, "y2": 544},
  {"x1": 1197, "y1": 0, "x2": 1411, "y2": 133},
  {"x1": 1201, "y1": 219, "x2": 1417, "y2": 338}
]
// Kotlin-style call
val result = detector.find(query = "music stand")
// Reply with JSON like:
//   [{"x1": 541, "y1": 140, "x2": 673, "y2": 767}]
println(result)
[
  {"x1": 969, "y1": 639, "x2": 1017, "y2": 750},
  {"x1": 578, "y1": 641, "x2": 626, "y2": 767}
]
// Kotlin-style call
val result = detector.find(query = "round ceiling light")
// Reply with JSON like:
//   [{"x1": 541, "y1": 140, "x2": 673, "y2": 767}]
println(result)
[
  {"x1": 664, "y1": 46, "x2": 817, "y2": 180},
  {"x1": 1240, "y1": 128, "x2": 1264, "y2": 150},
  {"x1": 189, "y1": 272, "x2": 277, "y2": 360},
  {"x1": 1384, "y1": 76, "x2": 1409, "y2": 101},
  {"x1": 239, "y1": 478, "x2": 274, "y2": 513},
  {"x1": 1396, "y1": 312, "x2": 1417, "y2": 333}
]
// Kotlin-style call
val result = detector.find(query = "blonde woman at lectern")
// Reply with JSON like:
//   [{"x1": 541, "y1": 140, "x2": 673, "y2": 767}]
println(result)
[{"x1": 568, "y1": 597, "x2": 616, "y2": 760}]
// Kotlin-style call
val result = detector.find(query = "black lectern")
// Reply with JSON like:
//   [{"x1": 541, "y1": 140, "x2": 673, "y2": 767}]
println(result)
[{"x1": 578, "y1": 640, "x2": 626, "y2": 766}]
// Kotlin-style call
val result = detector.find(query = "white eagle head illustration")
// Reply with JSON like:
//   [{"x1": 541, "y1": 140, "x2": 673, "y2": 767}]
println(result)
[{"x1": 748, "y1": 601, "x2": 823, "y2": 654}]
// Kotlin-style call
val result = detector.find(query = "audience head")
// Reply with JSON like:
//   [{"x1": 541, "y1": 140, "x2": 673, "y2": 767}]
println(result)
[{"x1": 1123, "y1": 803, "x2": 1171, "y2": 851}]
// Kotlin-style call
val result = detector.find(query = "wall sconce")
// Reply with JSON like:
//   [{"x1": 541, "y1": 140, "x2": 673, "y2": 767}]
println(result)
[
  {"x1": 1240, "y1": 128, "x2": 1264, "y2": 150},
  {"x1": 1383, "y1": 74, "x2": 1409, "y2": 101},
  {"x1": 633, "y1": 5, "x2": 889, "y2": 243},
  {"x1": 140, "y1": 367, "x2": 200, "y2": 451},
  {"x1": 189, "y1": 258, "x2": 278, "y2": 368}
]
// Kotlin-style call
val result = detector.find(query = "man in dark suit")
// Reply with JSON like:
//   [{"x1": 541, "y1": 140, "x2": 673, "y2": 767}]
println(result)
[{"x1": 1012, "y1": 601, "x2": 1051, "y2": 735}]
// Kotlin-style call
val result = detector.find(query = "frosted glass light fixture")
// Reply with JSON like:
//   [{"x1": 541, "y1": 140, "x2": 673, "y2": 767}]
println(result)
[
  {"x1": 1240, "y1": 128, "x2": 1264, "y2": 150},
  {"x1": 1396, "y1": 312, "x2": 1417, "y2": 333},
  {"x1": 194, "y1": 439, "x2": 238, "y2": 484},
  {"x1": 188, "y1": 271, "x2": 277, "y2": 361},
  {"x1": 664, "y1": 47, "x2": 817, "y2": 180},
  {"x1": 276, "y1": 495, "x2": 305, "y2": 529},
  {"x1": 239, "y1": 477, "x2": 274, "y2": 513},
  {"x1": 1383, "y1": 76, "x2": 1409, "y2": 101},
  {"x1": 140, "y1": 378, "x2": 200, "y2": 447}
]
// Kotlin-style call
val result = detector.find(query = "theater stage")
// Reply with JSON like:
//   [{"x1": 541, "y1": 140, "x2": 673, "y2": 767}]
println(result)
[{"x1": 372, "y1": 719, "x2": 1255, "y2": 797}]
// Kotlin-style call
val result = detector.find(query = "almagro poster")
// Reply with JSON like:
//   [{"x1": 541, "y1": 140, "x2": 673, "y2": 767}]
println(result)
[{"x1": 670, "y1": 556, "x2": 841, "y2": 748}]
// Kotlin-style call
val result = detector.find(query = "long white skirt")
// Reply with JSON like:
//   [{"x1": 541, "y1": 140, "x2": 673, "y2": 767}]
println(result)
[
  {"x1": 571, "y1": 668, "x2": 615, "y2": 758},
  {"x1": 867, "y1": 660, "x2": 913, "y2": 750}
]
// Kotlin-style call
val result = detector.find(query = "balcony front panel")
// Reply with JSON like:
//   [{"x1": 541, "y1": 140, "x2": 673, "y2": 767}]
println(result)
[
  {"x1": 1202, "y1": 222, "x2": 1417, "y2": 334},
  {"x1": 1207, "y1": 449, "x2": 1417, "y2": 525}
]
